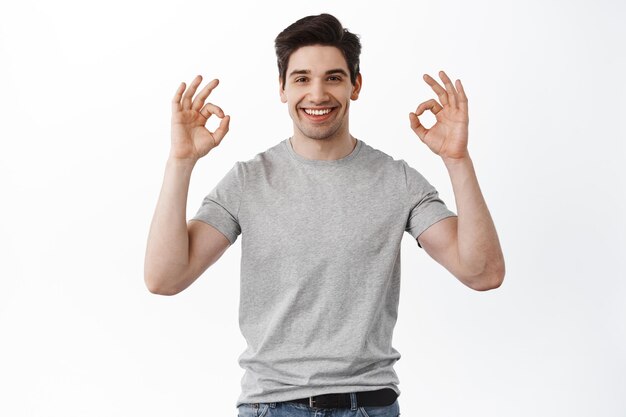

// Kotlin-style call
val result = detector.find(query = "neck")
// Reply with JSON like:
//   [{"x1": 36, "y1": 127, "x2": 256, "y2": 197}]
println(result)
[{"x1": 290, "y1": 132, "x2": 357, "y2": 161}]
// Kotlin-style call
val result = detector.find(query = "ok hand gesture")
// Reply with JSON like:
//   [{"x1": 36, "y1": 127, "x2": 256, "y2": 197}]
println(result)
[
  {"x1": 170, "y1": 75, "x2": 230, "y2": 162},
  {"x1": 409, "y1": 71, "x2": 469, "y2": 162}
]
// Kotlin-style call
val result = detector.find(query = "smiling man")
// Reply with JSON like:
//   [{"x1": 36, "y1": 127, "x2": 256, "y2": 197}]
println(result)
[
  {"x1": 280, "y1": 44, "x2": 361, "y2": 153},
  {"x1": 144, "y1": 13, "x2": 505, "y2": 417}
]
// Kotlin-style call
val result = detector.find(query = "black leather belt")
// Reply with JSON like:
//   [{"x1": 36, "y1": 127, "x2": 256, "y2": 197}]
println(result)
[{"x1": 287, "y1": 388, "x2": 397, "y2": 408}]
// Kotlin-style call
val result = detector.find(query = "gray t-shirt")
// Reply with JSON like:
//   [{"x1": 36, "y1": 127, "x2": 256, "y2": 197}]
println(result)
[{"x1": 192, "y1": 137, "x2": 457, "y2": 408}]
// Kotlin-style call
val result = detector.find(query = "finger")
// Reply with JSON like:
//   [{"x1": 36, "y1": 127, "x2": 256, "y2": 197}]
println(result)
[
  {"x1": 171, "y1": 82, "x2": 185, "y2": 112},
  {"x1": 199, "y1": 102, "x2": 225, "y2": 119},
  {"x1": 192, "y1": 78, "x2": 220, "y2": 111},
  {"x1": 423, "y1": 74, "x2": 448, "y2": 106},
  {"x1": 181, "y1": 75, "x2": 203, "y2": 110},
  {"x1": 455, "y1": 79, "x2": 468, "y2": 112},
  {"x1": 439, "y1": 70, "x2": 458, "y2": 108},
  {"x1": 414, "y1": 98, "x2": 443, "y2": 116},
  {"x1": 212, "y1": 115, "x2": 230, "y2": 145},
  {"x1": 409, "y1": 112, "x2": 427, "y2": 141}
]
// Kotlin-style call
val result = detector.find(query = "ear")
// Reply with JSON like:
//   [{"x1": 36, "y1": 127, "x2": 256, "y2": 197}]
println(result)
[
  {"x1": 350, "y1": 73, "x2": 362, "y2": 101},
  {"x1": 279, "y1": 76, "x2": 287, "y2": 103}
]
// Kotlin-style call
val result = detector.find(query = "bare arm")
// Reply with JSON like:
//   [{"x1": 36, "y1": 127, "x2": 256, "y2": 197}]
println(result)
[
  {"x1": 144, "y1": 75, "x2": 231, "y2": 295},
  {"x1": 410, "y1": 71, "x2": 505, "y2": 290},
  {"x1": 418, "y1": 157, "x2": 505, "y2": 290}
]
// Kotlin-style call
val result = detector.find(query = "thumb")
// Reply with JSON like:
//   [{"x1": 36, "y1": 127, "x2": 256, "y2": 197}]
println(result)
[
  {"x1": 409, "y1": 112, "x2": 426, "y2": 141},
  {"x1": 212, "y1": 115, "x2": 231, "y2": 146}
]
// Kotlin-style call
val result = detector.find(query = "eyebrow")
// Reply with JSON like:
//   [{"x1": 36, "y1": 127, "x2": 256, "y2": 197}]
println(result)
[{"x1": 288, "y1": 68, "x2": 349, "y2": 78}]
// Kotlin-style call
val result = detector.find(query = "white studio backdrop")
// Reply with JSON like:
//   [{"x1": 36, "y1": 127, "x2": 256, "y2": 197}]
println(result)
[{"x1": 1, "y1": 0, "x2": 624, "y2": 416}]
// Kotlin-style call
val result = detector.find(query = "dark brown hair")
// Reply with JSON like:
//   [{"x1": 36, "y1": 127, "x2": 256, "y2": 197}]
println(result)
[{"x1": 274, "y1": 13, "x2": 361, "y2": 89}]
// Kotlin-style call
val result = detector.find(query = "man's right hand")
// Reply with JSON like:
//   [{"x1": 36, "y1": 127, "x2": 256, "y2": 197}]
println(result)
[{"x1": 170, "y1": 75, "x2": 230, "y2": 162}]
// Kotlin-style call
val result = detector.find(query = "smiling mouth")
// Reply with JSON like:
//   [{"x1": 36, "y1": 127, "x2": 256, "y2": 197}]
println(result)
[
  {"x1": 303, "y1": 108, "x2": 333, "y2": 115},
  {"x1": 300, "y1": 107, "x2": 336, "y2": 121}
]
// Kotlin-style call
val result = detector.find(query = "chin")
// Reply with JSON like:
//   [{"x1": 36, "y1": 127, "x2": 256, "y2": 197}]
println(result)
[
  {"x1": 295, "y1": 123, "x2": 343, "y2": 141},
  {"x1": 300, "y1": 131, "x2": 340, "y2": 141}
]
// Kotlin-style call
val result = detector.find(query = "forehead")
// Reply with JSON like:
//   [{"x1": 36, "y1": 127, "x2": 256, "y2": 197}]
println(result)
[{"x1": 286, "y1": 45, "x2": 349, "y2": 74}]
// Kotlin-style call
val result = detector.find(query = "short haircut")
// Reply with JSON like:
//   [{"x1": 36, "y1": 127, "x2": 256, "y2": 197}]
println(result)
[{"x1": 274, "y1": 13, "x2": 362, "y2": 89}]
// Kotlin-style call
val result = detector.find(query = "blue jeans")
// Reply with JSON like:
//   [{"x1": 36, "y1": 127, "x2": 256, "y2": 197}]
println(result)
[{"x1": 237, "y1": 393, "x2": 400, "y2": 417}]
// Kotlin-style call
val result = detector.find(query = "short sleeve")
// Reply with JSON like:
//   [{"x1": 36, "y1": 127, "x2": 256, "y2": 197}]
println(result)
[
  {"x1": 191, "y1": 162, "x2": 244, "y2": 245},
  {"x1": 402, "y1": 160, "x2": 457, "y2": 249}
]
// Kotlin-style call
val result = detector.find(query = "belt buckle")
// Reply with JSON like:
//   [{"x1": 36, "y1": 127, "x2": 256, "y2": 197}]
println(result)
[{"x1": 309, "y1": 396, "x2": 316, "y2": 407}]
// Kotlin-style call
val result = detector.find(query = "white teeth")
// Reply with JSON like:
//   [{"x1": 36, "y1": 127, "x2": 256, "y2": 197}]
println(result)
[{"x1": 304, "y1": 108, "x2": 332, "y2": 116}]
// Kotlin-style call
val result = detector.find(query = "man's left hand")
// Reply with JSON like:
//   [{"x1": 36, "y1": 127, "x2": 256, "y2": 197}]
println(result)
[{"x1": 409, "y1": 71, "x2": 469, "y2": 162}]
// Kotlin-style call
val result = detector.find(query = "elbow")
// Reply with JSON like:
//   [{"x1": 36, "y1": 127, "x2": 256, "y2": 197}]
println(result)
[
  {"x1": 470, "y1": 275, "x2": 503, "y2": 291},
  {"x1": 144, "y1": 269, "x2": 181, "y2": 296},
  {"x1": 145, "y1": 278, "x2": 174, "y2": 296},
  {"x1": 470, "y1": 259, "x2": 506, "y2": 291}
]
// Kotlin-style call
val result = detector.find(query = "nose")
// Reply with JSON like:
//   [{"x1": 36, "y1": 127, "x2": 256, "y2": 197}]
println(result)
[{"x1": 307, "y1": 79, "x2": 330, "y2": 104}]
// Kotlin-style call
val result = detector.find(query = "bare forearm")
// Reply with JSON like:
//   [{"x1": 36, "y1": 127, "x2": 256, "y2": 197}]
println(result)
[
  {"x1": 444, "y1": 155, "x2": 505, "y2": 286},
  {"x1": 144, "y1": 157, "x2": 196, "y2": 291}
]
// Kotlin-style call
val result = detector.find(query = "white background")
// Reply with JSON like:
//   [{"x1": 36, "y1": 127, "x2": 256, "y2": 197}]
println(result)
[{"x1": 1, "y1": 0, "x2": 625, "y2": 416}]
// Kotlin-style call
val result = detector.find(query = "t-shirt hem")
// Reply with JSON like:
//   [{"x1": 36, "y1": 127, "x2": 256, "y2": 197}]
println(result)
[
  {"x1": 189, "y1": 217, "x2": 237, "y2": 245},
  {"x1": 408, "y1": 208, "x2": 458, "y2": 248},
  {"x1": 235, "y1": 384, "x2": 401, "y2": 408}
]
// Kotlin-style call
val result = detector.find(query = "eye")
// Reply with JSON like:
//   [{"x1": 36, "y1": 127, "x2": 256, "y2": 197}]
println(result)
[
  {"x1": 328, "y1": 75, "x2": 342, "y2": 81},
  {"x1": 295, "y1": 77, "x2": 308, "y2": 83}
]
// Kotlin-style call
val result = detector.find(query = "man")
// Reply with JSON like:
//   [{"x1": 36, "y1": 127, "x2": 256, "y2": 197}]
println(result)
[{"x1": 144, "y1": 13, "x2": 505, "y2": 417}]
